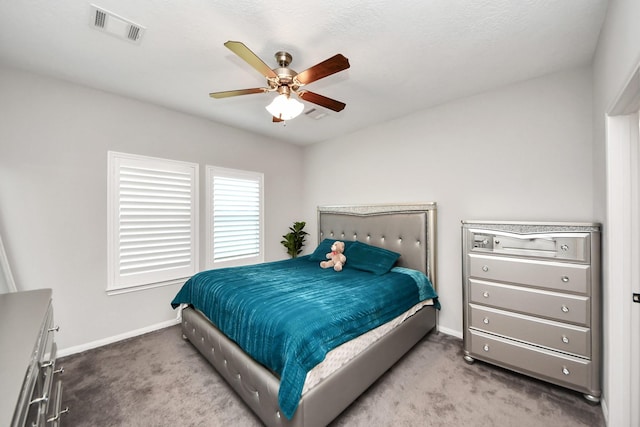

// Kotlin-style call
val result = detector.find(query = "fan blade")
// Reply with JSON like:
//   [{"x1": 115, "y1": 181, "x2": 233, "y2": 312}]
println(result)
[
  {"x1": 209, "y1": 88, "x2": 268, "y2": 98},
  {"x1": 295, "y1": 54, "x2": 350, "y2": 85},
  {"x1": 297, "y1": 90, "x2": 346, "y2": 112},
  {"x1": 224, "y1": 41, "x2": 278, "y2": 79}
]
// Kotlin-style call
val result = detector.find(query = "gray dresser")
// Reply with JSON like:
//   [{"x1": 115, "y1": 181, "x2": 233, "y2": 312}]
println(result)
[
  {"x1": 0, "y1": 289, "x2": 67, "y2": 426},
  {"x1": 462, "y1": 221, "x2": 601, "y2": 403}
]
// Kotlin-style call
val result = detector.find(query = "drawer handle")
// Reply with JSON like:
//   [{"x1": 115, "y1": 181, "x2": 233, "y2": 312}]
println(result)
[
  {"x1": 482, "y1": 265, "x2": 489, "y2": 272},
  {"x1": 30, "y1": 393, "x2": 48, "y2": 405},
  {"x1": 562, "y1": 335, "x2": 569, "y2": 344},
  {"x1": 48, "y1": 325, "x2": 60, "y2": 333},
  {"x1": 561, "y1": 305, "x2": 570, "y2": 313},
  {"x1": 561, "y1": 244, "x2": 569, "y2": 251},
  {"x1": 561, "y1": 276, "x2": 570, "y2": 283},
  {"x1": 562, "y1": 367, "x2": 570, "y2": 376},
  {"x1": 483, "y1": 291, "x2": 490, "y2": 298},
  {"x1": 483, "y1": 344, "x2": 490, "y2": 352},
  {"x1": 483, "y1": 317, "x2": 490, "y2": 324},
  {"x1": 47, "y1": 407, "x2": 70, "y2": 423}
]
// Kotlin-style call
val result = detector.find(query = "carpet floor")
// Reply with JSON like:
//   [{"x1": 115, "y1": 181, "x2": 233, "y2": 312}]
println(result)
[{"x1": 59, "y1": 325, "x2": 605, "y2": 426}]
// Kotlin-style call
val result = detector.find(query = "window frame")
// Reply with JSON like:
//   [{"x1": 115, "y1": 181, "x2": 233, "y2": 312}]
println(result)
[
  {"x1": 206, "y1": 166, "x2": 264, "y2": 270},
  {"x1": 107, "y1": 151, "x2": 199, "y2": 294}
]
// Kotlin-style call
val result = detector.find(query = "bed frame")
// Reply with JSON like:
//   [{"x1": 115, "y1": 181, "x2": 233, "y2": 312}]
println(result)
[{"x1": 180, "y1": 203, "x2": 438, "y2": 427}]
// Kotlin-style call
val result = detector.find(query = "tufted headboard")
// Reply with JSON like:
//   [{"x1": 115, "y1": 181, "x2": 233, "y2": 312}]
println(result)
[{"x1": 317, "y1": 203, "x2": 437, "y2": 290}]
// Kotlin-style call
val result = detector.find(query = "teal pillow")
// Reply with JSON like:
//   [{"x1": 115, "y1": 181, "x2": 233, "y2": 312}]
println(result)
[
  {"x1": 344, "y1": 241, "x2": 401, "y2": 275},
  {"x1": 308, "y1": 239, "x2": 354, "y2": 261}
]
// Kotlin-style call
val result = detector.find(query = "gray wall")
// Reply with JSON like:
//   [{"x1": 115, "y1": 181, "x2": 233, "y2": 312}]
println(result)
[
  {"x1": 0, "y1": 55, "x2": 604, "y2": 403},
  {"x1": 303, "y1": 66, "x2": 595, "y2": 337},
  {"x1": 0, "y1": 66, "x2": 305, "y2": 351},
  {"x1": 592, "y1": 0, "x2": 640, "y2": 221}
]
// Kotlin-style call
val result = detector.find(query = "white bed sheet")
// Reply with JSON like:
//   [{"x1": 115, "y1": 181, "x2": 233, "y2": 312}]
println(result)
[{"x1": 301, "y1": 299, "x2": 434, "y2": 395}]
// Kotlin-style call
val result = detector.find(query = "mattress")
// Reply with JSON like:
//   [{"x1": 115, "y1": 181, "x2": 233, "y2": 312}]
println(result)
[{"x1": 301, "y1": 299, "x2": 433, "y2": 395}]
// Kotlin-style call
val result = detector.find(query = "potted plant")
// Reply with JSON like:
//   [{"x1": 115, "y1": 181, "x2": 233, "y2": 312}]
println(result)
[{"x1": 281, "y1": 221, "x2": 309, "y2": 258}]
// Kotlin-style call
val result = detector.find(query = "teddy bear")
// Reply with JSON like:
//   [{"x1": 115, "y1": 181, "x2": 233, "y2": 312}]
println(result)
[{"x1": 320, "y1": 240, "x2": 347, "y2": 271}]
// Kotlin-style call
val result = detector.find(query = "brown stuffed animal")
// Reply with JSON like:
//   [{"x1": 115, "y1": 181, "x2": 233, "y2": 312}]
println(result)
[{"x1": 320, "y1": 241, "x2": 347, "y2": 271}]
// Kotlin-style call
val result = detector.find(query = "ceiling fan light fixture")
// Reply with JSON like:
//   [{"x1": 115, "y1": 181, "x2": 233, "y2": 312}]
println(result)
[{"x1": 265, "y1": 94, "x2": 304, "y2": 121}]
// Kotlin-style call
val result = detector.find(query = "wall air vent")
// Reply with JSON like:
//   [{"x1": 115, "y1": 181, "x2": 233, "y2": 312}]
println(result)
[{"x1": 90, "y1": 4, "x2": 145, "y2": 44}]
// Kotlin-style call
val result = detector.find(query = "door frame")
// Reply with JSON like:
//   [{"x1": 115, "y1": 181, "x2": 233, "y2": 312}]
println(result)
[{"x1": 605, "y1": 63, "x2": 640, "y2": 427}]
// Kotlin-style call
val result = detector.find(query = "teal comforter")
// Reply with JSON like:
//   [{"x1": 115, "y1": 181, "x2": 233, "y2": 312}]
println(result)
[{"x1": 171, "y1": 256, "x2": 438, "y2": 419}]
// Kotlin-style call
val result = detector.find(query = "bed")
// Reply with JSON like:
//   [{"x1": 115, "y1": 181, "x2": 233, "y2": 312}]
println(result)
[{"x1": 172, "y1": 203, "x2": 438, "y2": 427}]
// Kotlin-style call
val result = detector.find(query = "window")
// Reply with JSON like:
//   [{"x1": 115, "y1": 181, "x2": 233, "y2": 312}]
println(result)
[
  {"x1": 206, "y1": 166, "x2": 263, "y2": 269},
  {"x1": 107, "y1": 152, "x2": 198, "y2": 294}
]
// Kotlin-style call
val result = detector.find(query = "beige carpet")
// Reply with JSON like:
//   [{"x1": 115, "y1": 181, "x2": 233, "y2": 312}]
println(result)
[{"x1": 59, "y1": 325, "x2": 605, "y2": 427}]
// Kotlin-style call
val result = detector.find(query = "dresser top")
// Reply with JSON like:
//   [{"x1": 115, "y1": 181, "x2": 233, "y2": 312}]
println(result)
[
  {"x1": 0, "y1": 289, "x2": 52, "y2": 427},
  {"x1": 462, "y1": 220, "x2": 601, "y2": 233}
]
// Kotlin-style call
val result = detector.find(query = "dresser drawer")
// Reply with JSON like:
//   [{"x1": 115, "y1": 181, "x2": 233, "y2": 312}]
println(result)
[
  {"x1": 469, "y1": 304, "x2": 590, "y2": 357},
  {"x1": 468, "y1": 253, "x2": 590, "y2": 294},
  {"x1": 468, "y1": 330, "x2": 597, "y2": 394},
  {"x1": 38, "y1": 306, "x2": 55, "y2": 364},
  {"x1": 22, "y1": 301, "x2": 64, "y2": 427},
  {"x1": 469, "y1": 279, "x2": 589, "y2": 326},
  {"x1": 468, "y1": 230, "x2": 590, "y2": 262},
  {"x1": 27, "y1": 342, "x2": 58, "y2": 427},
  {"x1": 47, "y1": 379, "x2": 66, "y2": 427}
]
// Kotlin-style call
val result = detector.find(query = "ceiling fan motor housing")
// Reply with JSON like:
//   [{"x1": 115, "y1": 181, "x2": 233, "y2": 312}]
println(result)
[
  {"x1": 275, "y1": 51, "x2": 292, "y2": 67},
  {"x1": 271, "y1": 51, "x2": 301, "y2": 93},
  {"x1": 273, "y1": 67, "x2": 296, "y2": 87}
]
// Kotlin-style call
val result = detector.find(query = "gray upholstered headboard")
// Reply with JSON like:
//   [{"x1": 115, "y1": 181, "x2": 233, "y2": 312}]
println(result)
[{"x1": 317, "y1": 203, "x2": 437, "y2": 290}]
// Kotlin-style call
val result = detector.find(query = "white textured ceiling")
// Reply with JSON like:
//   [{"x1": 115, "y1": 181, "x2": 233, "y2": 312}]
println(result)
[{"x1": 0, "y1": 0, "x2": 608, "y2": 145}]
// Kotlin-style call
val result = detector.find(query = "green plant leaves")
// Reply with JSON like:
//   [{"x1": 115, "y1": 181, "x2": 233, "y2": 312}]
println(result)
[{"x1": 281, "y1": 221, "x2": 309, "y2": 258}]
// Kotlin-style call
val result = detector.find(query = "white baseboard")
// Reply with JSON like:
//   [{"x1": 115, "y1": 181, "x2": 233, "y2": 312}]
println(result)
[
  {"x1": 57, "y1": 316, "x2": 181, "y2": 358},
  {"x1": 437, "y1": 325, "x2": 463, "y2": 339}
]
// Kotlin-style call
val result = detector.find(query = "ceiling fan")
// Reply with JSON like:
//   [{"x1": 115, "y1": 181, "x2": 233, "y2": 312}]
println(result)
[{"x1": 209, "y1": 41, "x2": 350, "y2": 122}]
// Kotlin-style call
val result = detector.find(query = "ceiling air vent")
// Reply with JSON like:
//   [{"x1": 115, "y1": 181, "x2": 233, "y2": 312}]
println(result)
[
  {"x1": 304, "y1": 108, "x2": 328, "y2": 120},
  {"x1": 90, "y1": 4, "x2": 145, "y2": 44}
]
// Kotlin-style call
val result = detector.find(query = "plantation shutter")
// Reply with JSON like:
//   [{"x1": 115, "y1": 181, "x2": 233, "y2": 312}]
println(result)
[
  {"x1": 108, "y1": 152, "x2": 198, "y2": 292},
  {"x1": 209, "y1": 167, "x2": 263, "y2": 267}
]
